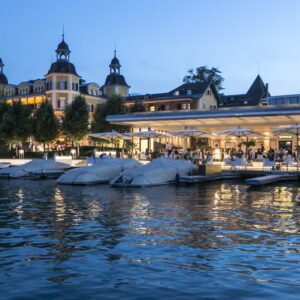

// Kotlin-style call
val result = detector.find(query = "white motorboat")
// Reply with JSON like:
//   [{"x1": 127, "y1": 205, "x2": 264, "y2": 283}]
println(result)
[
  {"x1": 0, "y1": 159, "x2": 70, "y2": 178},
  {"x1": 56, "y1": 158, "x2": 139, "y2": 185},
  {"x1": 111, "y1": 158, "x2": 197, "y2": 187},
  {"x1": 0, "y1": 163, "x2": 10, "y2": 169}
]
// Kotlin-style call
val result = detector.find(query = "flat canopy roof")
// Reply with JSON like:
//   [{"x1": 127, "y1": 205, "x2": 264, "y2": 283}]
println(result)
[{"x1": 106, "y1": 106, "x2": 300, "y2": 130}]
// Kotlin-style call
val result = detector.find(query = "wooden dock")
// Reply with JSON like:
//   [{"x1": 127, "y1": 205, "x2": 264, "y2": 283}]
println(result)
[
  {"x1": 179, "y1": 174, "x2": 240, "y2": 184},
  {"x1": 246, "y1": 174, "x2": 297, "y2": 186}
]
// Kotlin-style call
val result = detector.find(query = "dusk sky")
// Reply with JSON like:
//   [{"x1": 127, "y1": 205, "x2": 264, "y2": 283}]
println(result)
[{"x1": 1, "y1": 0, "x2": 300, "y2": 95}]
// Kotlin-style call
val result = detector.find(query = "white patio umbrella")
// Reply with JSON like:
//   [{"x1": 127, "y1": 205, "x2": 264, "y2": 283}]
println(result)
[
  {"x1": 168, "y1": 129, "x2": 210, "y2": 138},
  {"x1": 216, "y1": 127, "x2": 264, "y2": 157},
  {"x1": 89, "y1": 130, "x2": 131, "y2": 140},
  {"x1": 168, "y1": 129, "x2": 211, "y2": 150},
  {"x1": 126, "y1": 130, "x2": 169, "y2": 139},
  {"x1": 89, "y1": 130, "x2": 131, "y2": 151},
  {"x1": 273, "y1": 124, "x2": 300, "y2": 169},
  {"x1": 126, "y1": 130, "x2": 169, "y2": 151},
  {"x1": 216, "y1": 128, "x2": 264, "y2": 138}
]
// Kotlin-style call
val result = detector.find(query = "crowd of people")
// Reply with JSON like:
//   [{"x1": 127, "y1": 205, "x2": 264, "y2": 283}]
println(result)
[{"x1": 129, "y1": 142, "x2": 300, "y2": 168}]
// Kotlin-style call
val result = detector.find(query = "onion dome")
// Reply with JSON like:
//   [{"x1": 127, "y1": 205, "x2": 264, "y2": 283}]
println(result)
[
  {"x1": 47, "y1": 34, "x2": 79, "y2": 76},
  {"x1": 47, "y1": 60, "x2": 79, "y2": 76},
  {"x1": 56, "y1": 34, "x2": 71, "y2": 61},
  {"x1": 104, "y1": 51, "x2": 129, "y2": 87},
  {"x1": 109, "y1": 50, "x2": 121, "y2": 74}
]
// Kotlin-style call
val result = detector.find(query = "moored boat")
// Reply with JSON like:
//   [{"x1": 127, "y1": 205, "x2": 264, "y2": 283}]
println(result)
[
  {"x1": 0, "y1": 159, "x2": 70, "y2": 178},
  {"x1": 111, "y1": 158, "x2": 197, "y2": 187},
  {"x1": 56, "y1": 158, "x2": 139, "y2": 185}
]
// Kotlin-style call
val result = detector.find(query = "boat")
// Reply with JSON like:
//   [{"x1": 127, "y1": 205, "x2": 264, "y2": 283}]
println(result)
[
  {"x1": 56, "y1": 158, "x2": 139, "y2": 185},
  {"x1": 0, "y1": 159, "x2": 70, "y2": 178},
  {"x1": 111, "y1": 158, "x2": 197, "y2": 187},
  {"x1": 0, "y1": 163, "x2": 10, "y2": 169}
]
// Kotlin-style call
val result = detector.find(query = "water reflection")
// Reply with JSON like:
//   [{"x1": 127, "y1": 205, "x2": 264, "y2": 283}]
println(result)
[{"x1": 0, "y1": 179, "x2": 300, "y2": 299}]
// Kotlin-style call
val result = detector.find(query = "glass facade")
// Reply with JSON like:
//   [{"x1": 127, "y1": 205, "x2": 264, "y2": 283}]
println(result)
[{"x1": 268, "y1": 95, "x2": 300, "y2": 105}]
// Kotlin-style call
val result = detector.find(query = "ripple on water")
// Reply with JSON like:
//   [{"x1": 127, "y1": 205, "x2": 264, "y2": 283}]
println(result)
[{"x1": 0, "y1": 180, "x2": 300, "y2": 299}]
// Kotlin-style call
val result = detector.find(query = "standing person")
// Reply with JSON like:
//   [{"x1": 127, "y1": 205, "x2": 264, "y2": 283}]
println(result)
[{"x1": 166, "y1": 142, "x2": 173, "y2": 157}]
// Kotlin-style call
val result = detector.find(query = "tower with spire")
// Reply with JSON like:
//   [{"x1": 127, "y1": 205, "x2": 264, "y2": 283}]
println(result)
[
  {"x1": 45, "y1": 32, "x2": 80, "y2": 110},
  {"x1": 102, "y1": 50, "x2": 130, "y2": 98}
]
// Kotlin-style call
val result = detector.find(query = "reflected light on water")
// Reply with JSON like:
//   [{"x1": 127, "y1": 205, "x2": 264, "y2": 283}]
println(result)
[
  {"x1": 88, "y1": 200, "x2": 103, "y2": 219},
  {"x1": 54, "y1": 188, "x2": 66, "y2": 222},
  {"x1": 129, "y1": 194, "x2": 151, "y2": 235},
  {"x1": 14, "y1": 188, "x2": 24, "y2": 219}
]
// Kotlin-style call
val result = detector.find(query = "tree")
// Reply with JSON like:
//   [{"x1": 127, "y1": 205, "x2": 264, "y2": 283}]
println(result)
[
  {"x1": 0, "y1": 101, "x2": 33, "y2": 146},
  {"x1": 130, "y1": 101, "x2": 146, "y2": 113},
  {"x1": 32, "y1": 101, "x2": 59, "y2": 152},
  {"x1": 92, "y1": 95, "x2": 129, "y2": 133},
  {"x1": 0, "y1": 102, "x2": 9, "y2": 142},
  {"x1": 183, "y1": 66, "x2": 224, "y2": 92},
  {"x1": 240, "y1": 138, "x2": 256, "y2": 155},
  {"x1": 62, "y1": 95, "x2": 89, "y2": 148}
]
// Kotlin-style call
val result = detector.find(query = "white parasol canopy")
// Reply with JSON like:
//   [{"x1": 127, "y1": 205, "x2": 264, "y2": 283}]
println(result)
[
  {"x1": 168, "y1": 129, "x2": 210, "y2": 138},
  {"x1": 126, "y1": 130, "x2": 169, "y2": 139},
  {"x1": 89, "y1": 131, "x2": 131, "y2": 140},
  {"x1": 216, "y1": 127, "x2": 264, "y2": 138},
  {"x1": 272, "y1": 125, "x2": 300, "y2": 137}
]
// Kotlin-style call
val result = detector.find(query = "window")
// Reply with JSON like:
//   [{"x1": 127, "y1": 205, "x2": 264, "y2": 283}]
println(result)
[
  {"x1": 174, "y1": 91, "x2": 179, "y2": 96},
  {"x1": 58, "y1": 98, "x2": 65, "y2": 109},
  {"x1": 187, "y1": 89, "x2": 192, "y2": 96},
  {"x1": 158, "y1": 105, "x2": 165, "y2": 111},
  {"x1": 206, "y1": 89, "x2": 211, "y2": 96},
  {"x1": 149, "y1": 106, "x2": 155, "y2": 112},
  {"x1": 90, "y1": 105, "x2": 94, "y2": 112},
  {"x1": 202, "y1": 103, "x2": 206, "y2": 109},
  {"x1": 177, "y1": 103, "x2": 182, "y2": 110},
  {"x1": 59, "y1": 81, "x2": 67, "y2": 90}
]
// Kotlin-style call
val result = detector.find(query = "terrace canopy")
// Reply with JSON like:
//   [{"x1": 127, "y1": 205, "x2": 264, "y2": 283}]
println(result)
[{"x1": 106, "y1": 107, "x2": 300, "y2": 131}]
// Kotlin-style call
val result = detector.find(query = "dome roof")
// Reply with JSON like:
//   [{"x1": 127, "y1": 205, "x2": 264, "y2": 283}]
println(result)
[
  {"x1": 0, "y1": 73, "x2": 8, "y2": 85},
  {"x1": 111, "y1": 56, "x2": 120, "y2": 65},
  {"x1": 56, "y1": 39, "x2": 70, "y2": 54},
  {"x1": 104, "y1": 74, "x2": 129, "y2": 87},
  {"x1": 47, "y1": 60, "x2": 79, "y2": 76}
]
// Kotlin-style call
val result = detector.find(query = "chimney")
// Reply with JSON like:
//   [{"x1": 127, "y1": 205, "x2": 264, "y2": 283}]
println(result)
[{"x1": 265, "y1": 83, "x2": 269, "y2": 97}]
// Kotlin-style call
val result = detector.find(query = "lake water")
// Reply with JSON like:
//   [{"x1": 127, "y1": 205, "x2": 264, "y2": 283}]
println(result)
[{"x1": 0, "y1": 179, "x2": 300, "y2": 299}]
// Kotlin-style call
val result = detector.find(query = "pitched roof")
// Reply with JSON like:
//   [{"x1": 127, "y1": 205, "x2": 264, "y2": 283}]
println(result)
[
  {"x1": 126, "y1": 81, "x2": 218, "y2": 103},
  {"x1": 246, "y1": 75, "x2": 270, "y2": 100},
  {"x1": 220, "y1": 75, "x2": 270, "y2": 107}
]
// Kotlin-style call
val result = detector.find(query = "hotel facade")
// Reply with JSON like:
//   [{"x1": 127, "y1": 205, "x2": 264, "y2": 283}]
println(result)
[
  {"x1": 108, "y1": 76, "x2": 300, "y2": 153},
  {"x1": 0, "y1": 35, "x2": 130, "y2": 118},
  {"x1": 1, "y1": 35, "x2": 300, "y2": 153}
]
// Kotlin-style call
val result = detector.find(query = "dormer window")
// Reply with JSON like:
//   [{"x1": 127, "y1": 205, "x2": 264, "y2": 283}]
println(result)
[
  {"x1": 174, "y1": 91, "x2": 179, "y2": 96},
  {"x1": 187, "y1": 89, "x2": 192, "y2": 96}
]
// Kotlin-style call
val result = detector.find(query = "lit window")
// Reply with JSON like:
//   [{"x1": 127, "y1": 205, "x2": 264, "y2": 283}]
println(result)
[{"x1": 149, "y1": 106, "x2": 155, "y2": 112}]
